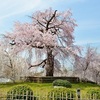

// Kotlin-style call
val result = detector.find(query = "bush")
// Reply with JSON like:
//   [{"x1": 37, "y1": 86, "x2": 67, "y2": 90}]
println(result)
[
  {"x1": 48, "y1": 88, "x2": 76, "y2": 100},
  {"x1": 87, "y1": 89, "x2": 100, "y2": 99},
  {"x1": 6, "y1": 85, "x2": 34, "y2": 100},
  {"x1": 53, "y1": 79, "x2": 72, "y2": 88}
]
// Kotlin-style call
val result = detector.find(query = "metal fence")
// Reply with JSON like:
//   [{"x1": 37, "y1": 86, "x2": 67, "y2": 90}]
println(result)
[{"x1": 0, "y1": 91, "x2": 100, "y2": 100}]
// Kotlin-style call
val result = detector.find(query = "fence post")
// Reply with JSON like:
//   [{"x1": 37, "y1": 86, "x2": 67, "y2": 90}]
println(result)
[
  {"x1": 66, "y1": 93, "x2": 67, "y2": 100},
  {"x1": 53, "y1": 92, "x2": 54, "y2": 100},
  {"x1": 77, "y1": 88, "x2": 80, "y2": 100}
]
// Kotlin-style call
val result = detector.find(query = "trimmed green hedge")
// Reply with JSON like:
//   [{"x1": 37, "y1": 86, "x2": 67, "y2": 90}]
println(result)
[
  {"x1": 53, "y1": 79, "x2": 72, "y2": 88},
  {"x1": 87, "y1": 89, "x2": 100, "y2": 99},
  {"x1": 48, "y1": 88, "x2": 76, "y2": 100},
  {"x1": 6, "y1": 85, "x2": 33, "y2": 100}
]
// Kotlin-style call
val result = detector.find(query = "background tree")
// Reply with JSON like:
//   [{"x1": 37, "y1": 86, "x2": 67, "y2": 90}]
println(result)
[
  {"x1": 74, "y1": 46, "x2": 100, "y2": 82},
  {"x1": 3, "y1": 8, "x2": 79, "y2": 76},
  {"x1": 91, "y1": 55, "x2": 100, "y2": 84},
  {"x1": 0, "y1": 46, "x2": 28, "y2": 83}
]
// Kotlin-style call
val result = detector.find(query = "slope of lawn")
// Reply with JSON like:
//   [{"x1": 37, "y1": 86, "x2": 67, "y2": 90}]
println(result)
[{"x1": 0, "y1": 82, "x2": 99, "y2": 94}]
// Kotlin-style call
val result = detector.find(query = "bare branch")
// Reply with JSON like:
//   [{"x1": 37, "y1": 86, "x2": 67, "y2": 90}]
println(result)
[
  {"x1": 46, "y1": 10, "x2": 57, "y2": 30},
  {"x1": 28, "y1": 59, "x2": 47, "y2": 69}
]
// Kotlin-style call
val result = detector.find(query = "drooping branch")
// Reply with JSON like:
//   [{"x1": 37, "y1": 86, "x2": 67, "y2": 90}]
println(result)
[
  {"x1": 28, "y1": 59, "x2": 47, "y2": 69},
  {"x1": 24, "y1": 40, "x2": 44, "y2": 49},
  {"x1": 10, "y1": 40, "x2": 44, "y2": 49}
]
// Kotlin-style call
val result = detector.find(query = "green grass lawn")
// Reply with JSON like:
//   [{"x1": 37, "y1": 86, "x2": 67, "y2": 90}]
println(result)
[{"x1": 0, "y1": 82, "x2": 99, "y2": 94}]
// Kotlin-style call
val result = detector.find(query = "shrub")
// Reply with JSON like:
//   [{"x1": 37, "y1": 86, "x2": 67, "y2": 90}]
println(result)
[
  {"x1": 48, "y1": 88, "x2": 76, "y2": 100},
  {"x1": 87, "y1": 89, "x2": 100, "y2": 99},
  {"x1": 53, "y1": 79, "x2": 72, "y2": 88},
  {"x1": 6, "y1": 85, "x2": 34, "y2": 100}
]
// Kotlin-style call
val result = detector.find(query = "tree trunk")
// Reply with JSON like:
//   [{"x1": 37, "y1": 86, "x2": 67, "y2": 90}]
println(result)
[{"x1": 46, "y1": 48, "x2": 54, "y2": 76}]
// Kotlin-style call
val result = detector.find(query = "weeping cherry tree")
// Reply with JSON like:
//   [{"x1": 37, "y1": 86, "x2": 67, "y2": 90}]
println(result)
[{"x1": 4, "y1": 8, "x2": 79, "y2": 76}]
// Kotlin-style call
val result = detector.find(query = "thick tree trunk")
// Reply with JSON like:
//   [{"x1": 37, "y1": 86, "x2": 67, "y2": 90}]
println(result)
[{"x1": 46, "y1": 48, "x2": 54, "y2": 76}]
